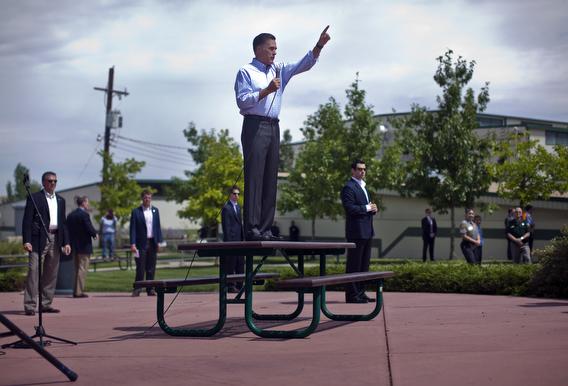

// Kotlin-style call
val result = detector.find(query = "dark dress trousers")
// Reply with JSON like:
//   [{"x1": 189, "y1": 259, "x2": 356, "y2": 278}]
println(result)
[
  {"x1": 129, "y1": 206, "x2": 163, "y2": 291},
  {"x1": 221, "y1": 201, "x2": 245, "y2": 288},
  {"x1": 66, "y1": 208, "x2": 97, "y2": 254},
  {"x1": 341, "y1": 179, "x2": 375, "y2": 301},
  {"x1": 22, "y1": 190, "x2": 69, "y2": 311},
  {"x1": 241, "y1": 116, "x2": 280, "y2": 238},
  {"x1": 421, "y1": 216, "x2": 437, "y2": 261}
]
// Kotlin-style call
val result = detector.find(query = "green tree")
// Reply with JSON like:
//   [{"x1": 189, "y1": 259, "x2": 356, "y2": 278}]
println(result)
[
  {"x1": 279, "y1": 75, "x2": 386, "y2": 238},
  {"x1": 4, "y1": 163, "x2": 41, "y2": 202},
  {"x1": 491, "y1": 132, "x2": 568, "y2": 206},
  {"x1": 279, "y1": 129, "x2": 295, "y2": 172},
  {"x1": 168, "y1": 122, "x2": 242, "y2": 237},
  {"x1": 390, "y1": 49, "x2": 493, "y2": 259},
  {"x1": 95, "y1": 151, "x2": 147, "y2": 226}
]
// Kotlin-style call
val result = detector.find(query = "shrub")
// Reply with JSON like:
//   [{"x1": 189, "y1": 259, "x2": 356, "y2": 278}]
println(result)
[
  {"x1": 0, "y1": 240, "x2": 24, "y2": 255},
  {"x1": 527, "y1": 226, "x2": 568, "y2": 299},
  {"x1": 0, "y1": 269, "x2": 26, "y2": 292},
  {"x1": 268, "y1": 260, "x2": 538, "y2": 296}
]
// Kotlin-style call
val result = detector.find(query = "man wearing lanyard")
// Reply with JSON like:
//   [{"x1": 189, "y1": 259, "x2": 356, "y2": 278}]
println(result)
[
  {"x1": 234, "y1": 26, "x2": 331, "y2": 241},
  {"x1": 130, "y1": 190, "x2": 163, "y2": 296},
  {"x1": 22, "y1": 171, "x2": 71, "y2": 315},
  {"x1": 341, "y1": 160, "x2": 378, "y2": 303}
]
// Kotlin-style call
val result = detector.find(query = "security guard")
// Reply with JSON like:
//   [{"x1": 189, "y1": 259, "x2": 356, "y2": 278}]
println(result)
[{"x1": 506, "y1": 207, "x2": 531, "y2": 264}]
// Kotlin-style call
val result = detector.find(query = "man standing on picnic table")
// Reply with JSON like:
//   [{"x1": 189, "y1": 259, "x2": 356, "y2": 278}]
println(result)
[{"x1": 235, "y1": 26, "x2": 330, "y2": 241}]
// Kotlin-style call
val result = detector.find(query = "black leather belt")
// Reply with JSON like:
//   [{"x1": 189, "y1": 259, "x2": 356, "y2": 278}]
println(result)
[{"x1": 244, "y1": 114, "x2": 279, "y2": 123}]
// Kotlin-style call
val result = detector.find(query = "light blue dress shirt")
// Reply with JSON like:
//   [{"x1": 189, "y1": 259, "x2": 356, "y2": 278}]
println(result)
[{"x1": 234, "y1": 50, "x2": 317, "y2": 118}]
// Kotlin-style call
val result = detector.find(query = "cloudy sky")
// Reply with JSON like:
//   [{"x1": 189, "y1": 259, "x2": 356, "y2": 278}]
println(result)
[{"x1": 1, "y1": 0, "x2": 567, "y2": 196}]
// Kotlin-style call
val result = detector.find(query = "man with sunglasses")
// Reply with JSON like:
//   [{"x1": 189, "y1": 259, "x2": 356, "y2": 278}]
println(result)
[
  {"x1": 221, "y1": 186, "x2": 245, "y2": 292},
  {"x1": 341, "y1": 160, "x2": 378, "y2": 303},
  {"x1": 22, "y1": 171, "x2": 71, "y2": 315}
]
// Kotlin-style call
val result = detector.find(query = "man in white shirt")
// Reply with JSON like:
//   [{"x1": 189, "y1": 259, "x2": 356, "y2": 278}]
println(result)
[
  {"x1": 130, "y1": 190, "x2": 163, "y2": 296},
  {"x1": 22, "y1": 171, "x2": 71, "y2": 315},
  {"x1": 340, "y1": 160, "x2": 378, "y2": 303}
]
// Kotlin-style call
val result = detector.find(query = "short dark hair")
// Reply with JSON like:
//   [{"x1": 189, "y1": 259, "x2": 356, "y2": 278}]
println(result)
[
  {"x1": 253, "y1": 33, "x2": 276, "y2": 53},
  {"x1": 41, "y1": 171, "x2": 56, "y2": 182},
  {"x1": 229, "y1": 185, "x2": 240, "y2": 194},
  {"x1": 75, "y1": 195, "x2": 88, "y2": 207},
  {"x1": 351, "y1": 160, "x2": 365, "y2": 170},
  {"x1": 141, "y1": 189, "x2": 152, "y2": 198}
]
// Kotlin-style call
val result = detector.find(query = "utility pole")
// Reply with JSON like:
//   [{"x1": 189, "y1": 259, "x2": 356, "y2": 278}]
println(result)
[{"x1": 94, "y1": 67, "x2": 129, "y2": 188}]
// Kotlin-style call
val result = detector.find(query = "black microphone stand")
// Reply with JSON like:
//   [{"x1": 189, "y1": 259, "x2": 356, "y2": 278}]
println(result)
[{"x1": 2, "y1": 175, "x2": 77, "y2": 349}]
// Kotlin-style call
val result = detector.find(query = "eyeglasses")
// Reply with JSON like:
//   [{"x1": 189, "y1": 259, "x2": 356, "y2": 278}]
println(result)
[
  {"x1": 356, "y1": 167, "x2": 366, "y2": 171},
  {"x1": 232, "y1": 192, "x2": 240, "y2": 195},
  {"x1": 46, "y1": 179, "x2": 57, "y2": 184}
]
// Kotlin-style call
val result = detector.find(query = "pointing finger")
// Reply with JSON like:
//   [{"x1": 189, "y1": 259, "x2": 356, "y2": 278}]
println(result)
[{"x1": 322, "y1": 25, "x2": 329, "y2": 35}]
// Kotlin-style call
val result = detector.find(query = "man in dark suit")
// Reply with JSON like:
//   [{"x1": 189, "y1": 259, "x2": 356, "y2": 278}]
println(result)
[
  {"x1": 221, "y1": 186, "x2": 245, "y2": 293},
  {"x1": 66, "y1": 196, "x2": 97, "y2": 298},
  {"x1": 130, "y1": 190, "x2": 163, "y2": 296},
  {"x1": 22, "y1": 171, "x2": 71, "y2": 315},
  {"x1": 421, "y1": 208, "x2": 437, "y2": 262},
  {"x1": 341, "y1": 160, "x2": 378, "y2": 303}
]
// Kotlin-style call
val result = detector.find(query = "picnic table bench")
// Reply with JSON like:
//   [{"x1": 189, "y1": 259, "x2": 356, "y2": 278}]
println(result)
[
  {"x1": 134, "y1": 272, "x2": 279, "y2": 337},
  {"x1": 90, "y1": 248, "x2": 133, "y2": 272},
  {"x1": 0, "y1": 254, "x2": 28, "y2": 271},
  {"x1": 136, "y1": 241, "x2": 394, "y2": 339}
]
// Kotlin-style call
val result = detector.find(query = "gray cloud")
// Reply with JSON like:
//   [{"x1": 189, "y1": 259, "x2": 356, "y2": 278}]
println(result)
[{"x1": 1, "y1": 0, "x2": 567, "y2": 195}]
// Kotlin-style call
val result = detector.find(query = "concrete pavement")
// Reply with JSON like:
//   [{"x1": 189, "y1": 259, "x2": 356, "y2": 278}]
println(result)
[{"x1": 0, "y1": 291, "x2": 567, "y2": 386}]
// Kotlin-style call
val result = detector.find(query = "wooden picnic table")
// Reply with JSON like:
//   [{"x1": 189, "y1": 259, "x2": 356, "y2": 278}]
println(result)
[{"x1": 136, "y1": 241, "x2": 394, "y2": 339}]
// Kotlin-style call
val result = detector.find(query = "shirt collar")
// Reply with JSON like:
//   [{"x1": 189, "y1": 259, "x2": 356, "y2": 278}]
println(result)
[
  {"x1": 44, "y1": 190, "x2": 55, "y2": 199},
  {"x1": 351, "y1": 177, "x2": 366, "y2": 189},
  {"x1": 251, "y1": 58, "x2": 272, "y2": 73}
]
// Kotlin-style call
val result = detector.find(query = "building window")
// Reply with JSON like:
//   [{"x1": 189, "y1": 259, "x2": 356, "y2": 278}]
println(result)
[{"x1": 545, "y1": 130, "x2": 568, "y2": 145}]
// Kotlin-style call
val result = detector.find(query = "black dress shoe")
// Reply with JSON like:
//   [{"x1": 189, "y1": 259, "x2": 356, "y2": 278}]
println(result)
[
  {"x1": 73, "y1": 293, "x2": 89, "y2": 298},
  {"x1": 147, "y1": 290, "x2": 157, "y2": 296},
  {"x1": 246, "y1": 233, "x2": 269, "y2": 241},
  {"x1": 25, "y1": 310, "x2": 35, "y2": 316},
  {"x1": 346, "y1": 297, "x2": 367, "y2": 304},
  {"x1": 361, "y1": 294, "x2": 375, "y2": 302},
  {"x1": 40, "y1": 307, "x2": 60, "y2": 313}
]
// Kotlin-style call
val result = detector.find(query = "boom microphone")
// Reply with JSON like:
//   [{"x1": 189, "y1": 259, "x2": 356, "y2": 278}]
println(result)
[{"x1": 23, "y1": 172, "x2": 30, "y2": 187}]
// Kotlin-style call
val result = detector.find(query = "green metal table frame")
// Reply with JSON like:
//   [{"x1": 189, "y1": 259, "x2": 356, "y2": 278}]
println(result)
[{"x1": 155, "y1": 241, "x2": 386, "y2": 338}]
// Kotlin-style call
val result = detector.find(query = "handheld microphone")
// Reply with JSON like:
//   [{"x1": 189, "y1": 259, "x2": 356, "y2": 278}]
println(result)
[{"x1": 275, "y1": 65, "x2": 280, "y2": 80}]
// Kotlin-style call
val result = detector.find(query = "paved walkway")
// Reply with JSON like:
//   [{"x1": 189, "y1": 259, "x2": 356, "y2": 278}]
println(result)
[{"x1": 1, "y1": 291, "x2": 567, "y2": 386}]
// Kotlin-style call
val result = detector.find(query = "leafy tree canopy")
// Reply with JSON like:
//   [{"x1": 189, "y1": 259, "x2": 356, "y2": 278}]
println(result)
[{"x1": 168, "y1": 122, "x2": 243, "y2": 234}]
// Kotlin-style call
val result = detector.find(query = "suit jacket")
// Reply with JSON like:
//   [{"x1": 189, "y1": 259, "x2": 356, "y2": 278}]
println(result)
[
  {"x1": 221, "y1": 201, "x2": 243, "y2": 241},
  {"x1": 66, "y1": 208, "x2": 97, "y2": 254},
  {"x1": 341, "y1": 178, "x2": 375, "y2": 240},
  {"x1": 129, "y1": 205, "x2": 163, "y2": 249},
  {"x1": 421, "y1": 216, "x2": 438, "y2": 240},
  {"x1": 22, "y1": 190, "x2": 70, "y2": 253}
]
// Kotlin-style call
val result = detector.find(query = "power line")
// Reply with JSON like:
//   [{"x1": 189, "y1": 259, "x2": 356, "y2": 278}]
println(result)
[
  {"x1": 113, "y1": 138, "x2": 191, "y2": 161},
  {"x1": 77, "y1": 141, "x2": 102, "y2": 180},
  {"x1": 111, "y1": 141, "x2": 195, "y2": 165},
  {"x1": 110, "y1": 143, "x2": 194, "y2": 167},
  {"x1": 117, "y1": 135, "x2": 190, "y2": 151}
]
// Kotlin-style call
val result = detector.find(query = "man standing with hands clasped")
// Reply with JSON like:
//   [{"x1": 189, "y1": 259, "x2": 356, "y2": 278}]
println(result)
[
  {"x1": 341, "y1": 160, "x2": 378, "y2": 303},
  {"x1": 235, "y1": 26, "x2": 330, "y2": 241},
  {"x1": 22, "y1": 171, "x2": 71, "y2": 315},
  {"x1": 130, "y1": 190, "x2": 163, "y2": 296}
]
